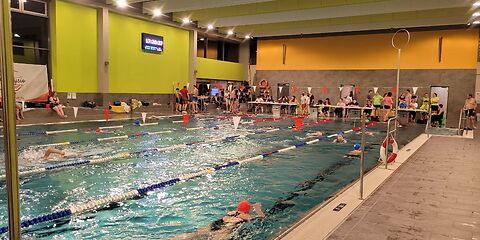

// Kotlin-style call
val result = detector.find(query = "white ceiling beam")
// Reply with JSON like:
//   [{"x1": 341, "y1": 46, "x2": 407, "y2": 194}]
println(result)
[
  {"x1": 251, "y1": 16, "x2": 469, "y2": 37},
  {"x1": 143, "y1": 0, "x2": 274, "y2": 13},
  {"x1": 206, "y1": 0, "x2": 470, "y2": 27}
]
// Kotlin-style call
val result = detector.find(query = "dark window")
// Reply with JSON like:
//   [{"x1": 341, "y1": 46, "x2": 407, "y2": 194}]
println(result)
[
  {"x1": 23, "y1": 0, "x2": 46, "y2": 15},
  {"x1": 11, "y1": 0, "x2": 20, "y2": 10},
  {"x1": 12, "y1": 12, "x2": 49, "y2": 49},
  {"x1": 12, "y1": 42, "x2": 25, "y2": 55}
]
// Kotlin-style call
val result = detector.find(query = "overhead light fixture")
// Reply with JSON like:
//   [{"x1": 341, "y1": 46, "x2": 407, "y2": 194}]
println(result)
[
  {"x1": 474, "y1": 1, "x2": 480, "y2": 7},
  {"x1": 199, "y1": 38, "x2": 204, "y2": 41},
  {"x1": 227, "y1": 30, "x2": 234, "y2": 35},
  {"x1": 473, "y1": 20, "x2": 480, "y2": 24},
  {"x1": 115, "y1": 0, "x2": 127, "y2": 8},
  {"x1": 182, "y1": 17, "x2": 190, "y2": 24},
  {"x1": 473, "y1": 12, "x2": 480, "y2": 17},
  {"x1": 153, "y1": 9, "x2": 162, "y2": 17},
  {"x1": 14, "y1": 33, "x2": 20, "y2": 38},
  {"x1": 245, "y1": 35, "x2": 251, "y2": 39},
  {"x1": 207, "y1": 24, "x2": 214, "y2": 30}
]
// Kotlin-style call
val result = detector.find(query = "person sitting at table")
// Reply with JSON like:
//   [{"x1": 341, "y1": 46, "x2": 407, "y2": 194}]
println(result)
[
  {"x1": 335, "y1": 98, "x2": 345, "y2": 118},
  {"x1": 409, "y1": 96, "x2": 418, "y2": 122},
  {"x1": 364, "y1": 100, "x2": 373, "y2": 118},
  {"x1": 254, "y1": 95, "x2": 265, "y2": 113},
  {"x1": 289, "y1": 96, "x2": 298, "y2": 115},
  {"x1": 323, "y1": 98, "x2": 332, "y2": 117},
  {"x1": 399, "y1": 99, "x2": 408, "y2": 109}
]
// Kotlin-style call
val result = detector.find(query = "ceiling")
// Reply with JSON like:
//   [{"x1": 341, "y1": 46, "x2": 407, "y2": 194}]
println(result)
[{"x1": 115, "y1": 0, "x2": 476, "y2": 38}]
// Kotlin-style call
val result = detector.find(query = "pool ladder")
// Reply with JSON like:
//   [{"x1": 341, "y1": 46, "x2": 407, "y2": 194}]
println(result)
[{"x1": 457, "y1": 108, "x2": 469, "y2": 136}]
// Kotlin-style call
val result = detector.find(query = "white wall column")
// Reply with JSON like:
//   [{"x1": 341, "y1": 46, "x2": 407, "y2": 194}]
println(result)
[
  {"x1": 97, "y1": 8, "x2": 109, "y2": 105},
  {"x1": 239, "y1": 40, "x2": 250, "y2": 83},
  {"x1": 189, "y1": 30, "x2": 197, "y2": 89}
]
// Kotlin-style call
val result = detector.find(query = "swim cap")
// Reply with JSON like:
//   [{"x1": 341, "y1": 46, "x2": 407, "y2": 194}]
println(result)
[
  {"x1": 354, "y1": 143, "x2": 361, "y2": 150},
  {"x1": 237, "y1": 201, "x2": 251, "y2": 213},
  {"x1": 135, "y1": 120, "x2": 141, "y2": 125},
  {"x1": 339, "y1": 131, "x2": 344, "y2": 136}
]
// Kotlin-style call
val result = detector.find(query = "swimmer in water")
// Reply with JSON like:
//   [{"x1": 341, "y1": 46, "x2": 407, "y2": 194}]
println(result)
[
  {"x1": 345, "y1": 143, "x2": 362, "y2": 158},
  {"x1": 333, "y1": 133, "x2": 347, "y2": 144},
  {"x1": 172, "y1": 201, "x2": 265, "y2": 240},
  {"x1": 356, "y1": 130, "x2": 374, "y2": 136},
  {"x1": 306, "y1": 131, "x2": 323, "y2": 138},
  {"x1": 42, "y1": 148, "x2": 65, "y2": 160}
]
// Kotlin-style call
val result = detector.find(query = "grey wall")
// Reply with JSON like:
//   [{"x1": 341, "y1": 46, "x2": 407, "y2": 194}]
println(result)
[
  {"x1": 57, "y1": 93, "x2": 174, "y2": 108},
  {"x1": 255, "y1": 69, "x2": 476, "y2": 127}
]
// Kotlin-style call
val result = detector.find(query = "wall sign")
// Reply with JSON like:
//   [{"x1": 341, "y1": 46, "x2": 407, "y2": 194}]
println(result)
[{"x1": 142, "y1": 33, "x2": 163, "y2": 53}]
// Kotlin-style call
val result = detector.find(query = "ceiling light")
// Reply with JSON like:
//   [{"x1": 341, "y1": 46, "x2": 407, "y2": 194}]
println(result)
[
  {"x1": 153, "y1": 9, "x2": 161, "y2": 17},
  {"x1": 473, "y1": 12, "x2": 480, "y2": 17},
  {"x1": 245, "y1": 35, "x2": 250, "y2": 39},
  {"x1": 207, "y1": 25, "x2": 214, "y2": 30},
  {"x1": 474, "y1": 1, "x2": 480, "y2": 7},
  {"x1": 115, "y1": 0, "x2": 127, "y2": 8},
  {"x1": 227, "y1": 30, "x2": 234, "y2": 35},
  {"x1": 14, "y1": 33, "x2": 20, "y2": 38},
  {"x1": 473, "y1": 20, "x2": 480, "y2": 24},
  {"x1": 182, "y1": 17, "x2": 190, "y2": 24},
  {"x1": 199, "y1": 38, "x2": 204, "y2": 41}
]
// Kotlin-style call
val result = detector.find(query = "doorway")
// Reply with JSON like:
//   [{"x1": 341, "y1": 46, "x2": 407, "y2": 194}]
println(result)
[
  {"x1": 430, "y1": 86, "x2": 449, "y2": 125},
  {"x1": 340, "y1": 84, "x2": 355, "y2": 99},
  {"x1": 277, "y1": 83, "x2": 290, "y2": 99}
]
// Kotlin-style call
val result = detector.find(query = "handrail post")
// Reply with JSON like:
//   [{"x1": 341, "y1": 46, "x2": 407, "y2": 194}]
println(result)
[
  {"x1": 0, "y1": 0, "x2": 22, "y2": 238},
  {"x1": 359, "y1": 110, "x2": 366, "y2": 200},
  {"x1": 425, "y1": 104, "x2": 432, "y2": 137}
]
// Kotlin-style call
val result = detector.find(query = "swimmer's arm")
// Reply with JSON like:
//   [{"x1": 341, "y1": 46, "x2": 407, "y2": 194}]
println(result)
[{"x1": 253, "y1": 203, "x2": 265, "y2": 218}]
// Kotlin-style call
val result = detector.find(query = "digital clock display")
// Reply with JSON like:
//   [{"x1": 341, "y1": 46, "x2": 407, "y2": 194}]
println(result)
[{"x1": 142, "y1": 33, "x2": 164, "y2": 53}]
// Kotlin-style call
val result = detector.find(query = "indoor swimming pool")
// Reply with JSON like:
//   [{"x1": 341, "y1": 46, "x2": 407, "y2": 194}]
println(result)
[{"x1": 0, "y1": 115, "x2": 425, "y2": 239}]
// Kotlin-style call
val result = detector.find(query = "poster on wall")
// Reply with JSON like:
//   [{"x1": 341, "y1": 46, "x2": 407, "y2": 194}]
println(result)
[{"x1": 0, "y1": 63, "x2": 49, "y2": 102}]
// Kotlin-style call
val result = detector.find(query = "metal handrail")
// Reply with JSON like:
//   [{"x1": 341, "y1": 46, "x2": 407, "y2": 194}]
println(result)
[
  {"x1": 457, "y1": 109, "x2": 464, "y2": 135},
  {"x1": 384, "y1": 116, "x2": 398, "y2": 169},
  {"x1": 425, "y1": 105, "x2": 432, "y2": 137}
]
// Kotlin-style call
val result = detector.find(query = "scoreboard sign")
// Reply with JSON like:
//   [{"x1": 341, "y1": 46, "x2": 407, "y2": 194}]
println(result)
[{"x1": 142, "y1": 33, "x2": 163, "y2": 53}]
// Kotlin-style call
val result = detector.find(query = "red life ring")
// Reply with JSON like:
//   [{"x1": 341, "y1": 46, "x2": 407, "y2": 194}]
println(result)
[
  {"x1": 380, "y1": 137, "x2": 398, "y2": 163},
  {"x1": 259, "y1": 79, "x2": 268, "y2": 87}
]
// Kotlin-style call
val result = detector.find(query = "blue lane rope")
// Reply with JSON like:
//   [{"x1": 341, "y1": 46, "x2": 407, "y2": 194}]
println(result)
[{"x1": 0, "y1": 122, "x2": 379, "y2": 234}]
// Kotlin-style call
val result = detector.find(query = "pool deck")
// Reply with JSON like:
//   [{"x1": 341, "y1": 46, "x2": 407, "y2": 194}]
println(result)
[
  {"x1": 10, "y1": 107, "x2": 184, "y2": 126},
  {"x1": 280, "y1": 130, "x2": 479, "y2": 240}
]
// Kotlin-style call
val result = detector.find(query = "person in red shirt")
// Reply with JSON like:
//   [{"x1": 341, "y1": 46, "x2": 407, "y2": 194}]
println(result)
[
  {"x1": 383, "y1": 92, "x2": 394, "y2": 122},
  {"x1": 180, "y1": 86, "x2": 189, "y2": 112}
]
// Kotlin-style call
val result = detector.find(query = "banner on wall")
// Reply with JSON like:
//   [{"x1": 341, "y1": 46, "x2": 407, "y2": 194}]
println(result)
[{"x1": 0, "y1": 63, "x2": 49, "y2": 102}]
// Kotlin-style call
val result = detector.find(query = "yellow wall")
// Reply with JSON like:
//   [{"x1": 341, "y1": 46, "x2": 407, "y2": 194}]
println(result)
[
  {"x1": 197, "y1": 58, "x2": 244, "y2": 81},
  {"x1": 108, "y1": 13, "x2": 190, "y2": 94},
  {"x1": 257, "y1": 29, "x2": 479, "y2": 70}
]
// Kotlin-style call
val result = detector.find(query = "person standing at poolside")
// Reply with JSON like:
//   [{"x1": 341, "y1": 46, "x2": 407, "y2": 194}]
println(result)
[
  {"x1": 174, "y1": 88, "x2": 181, "y2": 113},
  {"x1": 430, "y1": 93, "x2": 440, "y2": 114},
  {"x1": 383, "y1": 92, "x2": 394, "y2": 122},
  {"x1": 464, "y1": 94, "x2": 477, "y2": 130},
  {"x1": 180, "y1": 86, "x2": 189, "y2": 112},
  {"x1": 190, "y1": 85, "x2": 199, "y2": 113},
  {"x1": 372, "y1": 91, "x2": 383, "y2": 118}
]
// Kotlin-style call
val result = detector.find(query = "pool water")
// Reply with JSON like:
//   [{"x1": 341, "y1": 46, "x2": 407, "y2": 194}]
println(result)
[{"x1": 0, "y1": 116, "x2": 424, "y2": 239}]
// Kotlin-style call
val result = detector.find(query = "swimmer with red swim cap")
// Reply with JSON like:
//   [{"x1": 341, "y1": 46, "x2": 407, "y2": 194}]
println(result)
[{"x1": 172, "y1": 200, "x2": 265, "y2": 240}]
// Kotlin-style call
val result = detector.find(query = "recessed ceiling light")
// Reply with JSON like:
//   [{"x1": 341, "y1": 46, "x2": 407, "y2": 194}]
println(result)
[
  {"x1": 474, "y1": 1, "x2": 480, "y2": 7},
  {"x1": 182, "y1": 17, "x2": 190, "y2": 24},
  {"x1": 199, "y1": 38, "x2": 204, "y2": 41},
  {"x1": 14, "y1": 33, "x2": 20, "y2": 38},
  {"x1": 473, "y1": 12, "x2": 480, "y2": 17},
  {"x1": 227, "y1": 30, "x2": 234, "y2": 35},
  {"x1": 153, "y1": 9, "x2": 161, "y2": 17},
  {"x1": 207, "y1": 25, "x2": 214, "y2": 30},
  {"x1": 115, "y1": 0, "x2": 127, "y2": 8},
  {"x1": 473, "y1": 20, "x2": 480, "y2": 24},
  {"x1": 245, "y1": 35, "x2": 250, "y2": 39}
]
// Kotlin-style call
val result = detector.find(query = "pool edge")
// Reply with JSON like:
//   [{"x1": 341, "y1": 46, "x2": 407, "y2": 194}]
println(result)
[{"x1": 274, "y1": 133, "x2": 431, "y2": 240}]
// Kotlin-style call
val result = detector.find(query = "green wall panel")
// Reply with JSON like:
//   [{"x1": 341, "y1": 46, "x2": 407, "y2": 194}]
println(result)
[
  {"x1": 51, "y1": 0, "x2": 98, "y2": 93},
  {"x1": 108, "y1": 13, "x2": 190, "y2": 94},
  {"x1": 196, "y1": 58, "x2": 244, "y2": 81}
]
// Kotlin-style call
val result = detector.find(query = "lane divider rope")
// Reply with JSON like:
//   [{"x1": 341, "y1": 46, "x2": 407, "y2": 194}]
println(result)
[{"x1": 0, "y1": 121, "x2": 378, "y2": 234}]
